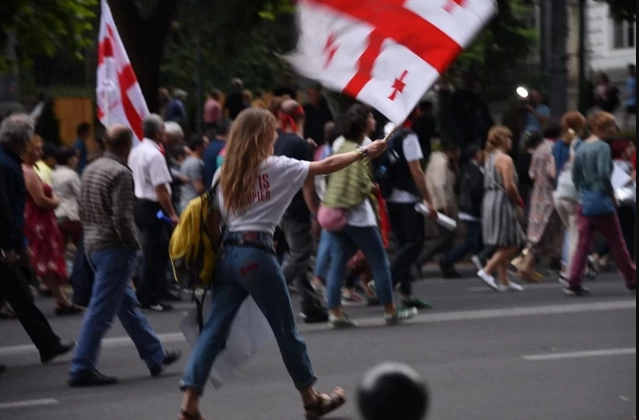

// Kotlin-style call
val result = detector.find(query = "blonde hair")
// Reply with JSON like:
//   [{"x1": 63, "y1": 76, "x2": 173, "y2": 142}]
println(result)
[
  {"x1": 485, "y1": 126, "x2": 513, "y2": 153},
  {"x1": 561, "y1": 111, "x2": 587, "y2": 141},
  {"x1": 220, "y1": 108, "x2": 277, "y2": 215}
]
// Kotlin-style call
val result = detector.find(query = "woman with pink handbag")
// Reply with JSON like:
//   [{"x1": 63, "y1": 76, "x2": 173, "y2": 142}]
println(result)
[{"x1": 319, "y1": 104, "x2": 419, "y2": 329}]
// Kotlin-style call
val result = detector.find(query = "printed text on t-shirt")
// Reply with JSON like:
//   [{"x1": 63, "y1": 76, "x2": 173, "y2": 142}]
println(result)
[{"x1": 248, "y1": 174, "x2": 271, "y2": 205}]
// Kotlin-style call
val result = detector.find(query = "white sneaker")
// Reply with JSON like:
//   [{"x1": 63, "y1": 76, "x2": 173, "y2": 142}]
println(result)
[
  {"x1": 507, "y1": 281, "x2": 525, "y2": 292},
  {"x1": 477, "y1": 270, "x2": 500, "y2": 291}
]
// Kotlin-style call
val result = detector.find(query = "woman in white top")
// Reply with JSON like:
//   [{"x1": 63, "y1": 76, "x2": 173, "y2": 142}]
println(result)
[
  {"x1": 178, "y1": 108, "x2": 387, "y2": 420},
  {"x1": 51, "y1": 147, "x2": 82, "y2": 247}
]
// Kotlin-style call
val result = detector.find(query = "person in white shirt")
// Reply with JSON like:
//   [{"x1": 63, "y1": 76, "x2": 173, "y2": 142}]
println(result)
[
  {"x1": 177, "y1": 108, "x2": 388, "y2": 420},
  {"x1": 128, "y1": 114, "x2": 178, "y2": 312},
  {"x1": 51, "y1": 147, "x2": 82, "y2": 247}
]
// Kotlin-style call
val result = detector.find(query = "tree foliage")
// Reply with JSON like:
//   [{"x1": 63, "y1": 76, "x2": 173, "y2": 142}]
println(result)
[
  {"x1": 0, "y1": 0, "x2": 97, "y2": 69},
  {"x1": 601, "y1": 0, "x2": 636, "y2": 22}
]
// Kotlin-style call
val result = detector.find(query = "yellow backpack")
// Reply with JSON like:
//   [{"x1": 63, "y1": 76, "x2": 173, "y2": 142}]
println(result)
[{"x1": 169, "y1": 182, "x2": 221, "y2": 291}]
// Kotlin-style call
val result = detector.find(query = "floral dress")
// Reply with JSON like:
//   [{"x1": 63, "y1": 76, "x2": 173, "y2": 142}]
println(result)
[
  {"x1": 526, "y1": 140, "x2": 564, "y2": 258},
  {"x1": 24, "y1": 167, "x2": 68, "y2": 282}
]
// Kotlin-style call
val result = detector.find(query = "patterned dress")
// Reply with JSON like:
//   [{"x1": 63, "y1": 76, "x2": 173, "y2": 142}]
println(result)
[
  {"x1": 24, "y1": 167, "x2": 68, "y2": 282},
  {"x1": 482, "y1": 152, "x2": 525, "y2": 247},
  {"x1": 526, "y1": 140, "x2": 564, "y2": 258}
]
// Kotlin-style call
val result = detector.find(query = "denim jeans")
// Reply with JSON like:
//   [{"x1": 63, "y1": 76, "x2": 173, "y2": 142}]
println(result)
[
  {"x1": 180, "y1": 232, "x2": 316, "y2": 395},
  {"x1": 441, "y1": 221, "x2": 483, "y2": 266},
  {"x1": 70, "y1": 235, "x2": 95, "y2": 307},
  {"x1": 326, "y1": 226, "x2": 394, "y2": 309},
  {"x1": 69, "y1": 248, "x2": 165, "y2": 379},
  {"x1": 313, "y1": 229, "x2": 331, "y2": 281}
]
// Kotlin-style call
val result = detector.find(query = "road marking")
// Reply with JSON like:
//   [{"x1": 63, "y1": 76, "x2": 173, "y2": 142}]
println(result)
[
  {"x1": 468, "y1": 283, "x2": 565, "y2": 292},
  {"x1": 523, "y1": 348, "x2": 637, "y2": 361},
  {"x1": 0, "y1": 399, "x2": 59, "y2": 410},
  {"x1": 0, "y1": 300, "x2": 635, "y2": 357}
]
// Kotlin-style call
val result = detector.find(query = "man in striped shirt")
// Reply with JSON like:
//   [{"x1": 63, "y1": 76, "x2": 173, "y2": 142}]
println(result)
[{"x1": 69, "y1": 124, "x2": 180, "y2": 387}]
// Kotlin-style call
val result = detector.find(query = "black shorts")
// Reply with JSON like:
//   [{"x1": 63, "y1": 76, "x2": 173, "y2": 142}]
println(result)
[{"x1": 627, "y1": 105, "x2": 636, "y2": 115}]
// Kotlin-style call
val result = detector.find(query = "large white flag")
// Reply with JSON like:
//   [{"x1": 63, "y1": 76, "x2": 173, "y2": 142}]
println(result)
[
  {"x1": 97, "y1": 0, "x2": 148, "y2": 143},
  {"x1": 285, "y1": 0, "x2": 497, "y2": 125}
]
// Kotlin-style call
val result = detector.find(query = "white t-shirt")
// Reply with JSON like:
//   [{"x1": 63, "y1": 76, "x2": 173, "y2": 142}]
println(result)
[
  {"x1": 128, "y1": 139, "x2": 172, "y2": 201},
  {"x1": 216, "y1": 156, "x2": 311, "y2": 233},
  {"x1": 386, "y1": 133, "x2": 423, "y2": 204}
]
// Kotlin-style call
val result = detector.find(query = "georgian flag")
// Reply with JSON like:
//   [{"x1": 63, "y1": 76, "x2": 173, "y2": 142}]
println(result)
[
  {"x1": 97, "y1": 0, "x2": 149, "y2": 143},
  {"x1": 285, "y1": 0, "x2": 497, "y2": 125}
]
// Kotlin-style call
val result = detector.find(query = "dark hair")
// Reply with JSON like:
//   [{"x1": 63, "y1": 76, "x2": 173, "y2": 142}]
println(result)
[
  {"x1": 42, "y1": 142, "x2": 58, "y2": 159},
  {"x1": 188, "y1": 135, "x2": 206, "y2": 151},
  {"x1": 172, "y1": 145, "x2": 187, "y2": 161},
  {"x1": 525, "y1": 131, "x2": 544, "y2": 150},
  {"x1": 543, "y1": 120, "x2": 562, "y2": 139},
  {"x1": 55, "y1": 147, "x2": 78, "y2": 166},
  {"x1": 441, "y1": 141, "x2": 459, "y2": 153},
  {"x1": 216, "y1": 119, "x2": 231, "y2": 137},
  {"x1": 77, "y1": 123, "x2": 90, "y2": 137},
  {"x1": 465, "y1": 144, "x2": 482, "y2": 161},
  {"x1": 342, "y1": 103, "x2": 372, "y2": 140},
  {"x1": 419, "y1": 100, "x2": 434, "y2": 113}
]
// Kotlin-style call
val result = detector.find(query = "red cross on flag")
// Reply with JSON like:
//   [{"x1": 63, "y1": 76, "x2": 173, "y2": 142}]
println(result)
[
  {"x1": 285, "y1": 0, "x2": 497, "y2": 125},
  {"x1": 97, "y1": 0, "x2": 148, "y2": 143}
]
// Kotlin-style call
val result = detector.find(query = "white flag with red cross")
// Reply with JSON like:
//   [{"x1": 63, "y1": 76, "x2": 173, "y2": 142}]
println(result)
[
  {"x1": 97, "y1": 0, "x2": 148, "y2": 143},
  {"x1": 285, "y1": 0, "x2": 497, "y2": 125}
]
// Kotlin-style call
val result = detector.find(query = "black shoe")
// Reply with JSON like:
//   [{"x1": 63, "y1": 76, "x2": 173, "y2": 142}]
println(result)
[
  {"x1": 0, "y1": 364, "x2": 6, "y2": 377},
  {"x1": 161, "y1": 291, "x2": 182, "y2": 302},
  {"x1": 41, "y1": 341, "x2": 76, "y2": 364},
  {"x1": 439, "y1": 259, "x2": 463, "y2": 279},
  {"x1": 564, "y1": 286, "x2": 592, "y2": 297},
  {"x1": 68, "y1": 369, "x2": 118, "y2": 388},
  {"x1": 301, "y1": 308, "x2": 329, "y2": 324},
  {"x1": 150, "y1": 350, "x2": 182, "y2": 377},
  {"x1": 142, "y1": 303, "x2": 173, "y2": 312}
]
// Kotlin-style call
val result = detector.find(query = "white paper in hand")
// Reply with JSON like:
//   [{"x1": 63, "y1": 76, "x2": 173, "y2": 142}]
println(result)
[
  {"x1": 414, "y1": 203, "x2": 458, "y2": 231},
  {"x1": 180, "y1": 294, "x2": 275, "y2": 389}
]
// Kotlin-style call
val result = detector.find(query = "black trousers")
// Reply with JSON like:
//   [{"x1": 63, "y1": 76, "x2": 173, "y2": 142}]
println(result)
[
  {"x1": 0, "y1": 263, "x2": 61, "y2": 355},
  {"x1": 134, "y1": 200, "x2": 170, "y2": 306},
  {"x1": 388, "y1": 202, "x2": 425, "y2": 296},
  {"x1": 70, "y1": 235, "x2": 95, "y2": 307}
]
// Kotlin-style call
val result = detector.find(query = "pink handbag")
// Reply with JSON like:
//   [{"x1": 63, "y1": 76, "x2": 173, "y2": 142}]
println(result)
[{"x1": 317, "y1": 205, "x2": 347, "y2": 232}]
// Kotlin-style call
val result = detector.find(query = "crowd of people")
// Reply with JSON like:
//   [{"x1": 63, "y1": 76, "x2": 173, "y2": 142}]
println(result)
[{"x1": 0, "y1": 75, "x2": 636, "y2": 418}]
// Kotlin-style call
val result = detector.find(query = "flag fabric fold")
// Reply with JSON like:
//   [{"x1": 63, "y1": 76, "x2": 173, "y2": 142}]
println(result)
[
  {"x1": 97, "y1": 0, "x2": 148, "y2": 143},
  {"x1": 285, "y1": 0, "x2": 497, "y2": 125}
]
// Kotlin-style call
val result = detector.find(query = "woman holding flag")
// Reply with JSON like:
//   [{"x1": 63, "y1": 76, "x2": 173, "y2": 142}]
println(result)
[{"x1": 178, "y1": 108, "x2": 387, "y2": 420}]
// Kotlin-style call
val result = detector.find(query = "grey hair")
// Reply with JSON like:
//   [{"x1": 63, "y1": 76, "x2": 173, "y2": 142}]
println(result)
[
  {"x1": 164, "y1": 121, "x2": 184, "y2": 138},
  {"x1": 0, "y1": 113, "x2": 36, "y2": 151},
  {"x1": 143, "y1": 114, "x2": 164, "y2": 140}
]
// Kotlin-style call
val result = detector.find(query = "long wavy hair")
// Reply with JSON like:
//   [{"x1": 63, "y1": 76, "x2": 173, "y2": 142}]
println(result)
[{"x1": 220, "y1": 108, "x2": 277, "y2": 215}]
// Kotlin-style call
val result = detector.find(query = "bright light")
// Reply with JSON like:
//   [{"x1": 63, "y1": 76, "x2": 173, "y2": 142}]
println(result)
[
  {"x1": 516, "y1": 87, "x2": 529, "y2": 98},
  {"x1": 384, "y1": 122, "x2": 396, "y2": 137}
]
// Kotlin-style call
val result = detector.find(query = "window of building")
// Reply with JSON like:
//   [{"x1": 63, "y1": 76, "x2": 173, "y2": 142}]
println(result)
[{"x1": 613, "y1": 20, "x2": 636, "y2": 50}]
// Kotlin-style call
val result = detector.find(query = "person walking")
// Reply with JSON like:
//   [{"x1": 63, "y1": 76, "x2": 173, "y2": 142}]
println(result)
[
  {"x1": 178, "y1": 108, "x2": 388, "y2": 420},
  {"x1": 566, "y1": 111, "x2": 636, "y2": 296},
  {"x1": 477, "y1": 127, "x2": 527, "y2": 292},
  {"x1": 69, "y1": 124, "x2": 181, "y2": 387},
  {"x1": 0, "y1": 114, "x2": 75, "y2": 365}
]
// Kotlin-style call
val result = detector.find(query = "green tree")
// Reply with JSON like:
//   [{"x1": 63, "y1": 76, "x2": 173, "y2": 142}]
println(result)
[
  {"x1": 601, "y1": 0, "x2": 636, "y2": 22},
  {"x1": 0, "y1": 0, "x2": 97, "y2": 69}
]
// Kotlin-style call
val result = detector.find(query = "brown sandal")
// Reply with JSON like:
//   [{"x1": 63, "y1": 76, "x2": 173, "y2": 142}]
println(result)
[
  {"x1": 55, "y1": 304, "x2": 84, "y2": 316},
  {"x1": 178, "y1": 411, "x2": 204, "y2": 420},
  {"x1": 305, "y1": 388, "x2": 347, "y2": 420}
]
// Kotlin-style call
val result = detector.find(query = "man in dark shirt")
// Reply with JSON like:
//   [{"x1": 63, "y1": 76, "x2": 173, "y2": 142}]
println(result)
[
  {"x1": 223, "y1": 78, "x2": 247, "y2": 121},
  {"x1": 0, "y1": 114, "x2": 74, "y2": 366},
  {"x1": 203, "y1": 119, "x2": 230, "y2": 187},
  {"x1": 303, "y1": 85, "x2": 333, "y2": 145},
  {"x1": 274, "y1": 100, "x2": 328, "y2": 324}
]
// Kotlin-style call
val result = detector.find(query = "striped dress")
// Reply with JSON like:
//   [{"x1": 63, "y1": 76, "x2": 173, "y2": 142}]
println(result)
[{"x1": 482, "y1": 152, "x2": 525, "y2": 247}]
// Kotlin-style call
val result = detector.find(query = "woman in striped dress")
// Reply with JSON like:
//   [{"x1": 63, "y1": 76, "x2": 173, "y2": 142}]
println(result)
[{"x1": 477, "y1": 127, "x2": 526, "y2": 291}]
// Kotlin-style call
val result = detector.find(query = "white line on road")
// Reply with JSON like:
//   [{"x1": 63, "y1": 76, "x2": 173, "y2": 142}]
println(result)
[
  {"x1": 0, "y1": 300, "x2": 634, "y2": 357},
  {"x1": 468, "y1": 283, "x2": 565, "y2": 292},
  {"x1": 0, "y1": 399, "x2": 59, "y2": 410},
  {"x1": 523, "y1": 348, "x2": 637, "y2": 361}
]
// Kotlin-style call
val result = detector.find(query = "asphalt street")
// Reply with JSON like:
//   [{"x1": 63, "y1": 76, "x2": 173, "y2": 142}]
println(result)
[{"x1": 0, "y1": 267, "x2": 636, "y2": 420}]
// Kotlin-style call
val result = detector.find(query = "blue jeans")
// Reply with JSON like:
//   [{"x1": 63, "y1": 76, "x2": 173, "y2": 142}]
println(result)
[
  {"x1": 313, "y1": 229, "x2": 331, "y2": 281},
  {"x1": 180, "y1": 232, "x2": 316, "y2": 395},
  {"x1": 69, "y1": 248, "x2": 165, "y2": 379},
  {"x1": 441, "y1": 221, "x2": 483, "y2": 266},
  {"x1": 326, "y1": 226, "x2": 393, "y2": 309}
]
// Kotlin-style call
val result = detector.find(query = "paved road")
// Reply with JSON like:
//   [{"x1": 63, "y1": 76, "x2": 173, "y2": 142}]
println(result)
[{"x1": 0, "y1": 269, "x2": 636, "y2": 420}]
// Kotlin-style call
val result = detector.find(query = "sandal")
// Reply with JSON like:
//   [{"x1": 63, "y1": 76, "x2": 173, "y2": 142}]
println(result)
[
  {"x1": 178, "y1": 411, "x2": 204, "y2": 420},
  {"x1": 55, "y1": 304, "x2": 85, "y2": 316},
  {"x1": 305, "y1": 388, "x2": 346, "y2": 420}
]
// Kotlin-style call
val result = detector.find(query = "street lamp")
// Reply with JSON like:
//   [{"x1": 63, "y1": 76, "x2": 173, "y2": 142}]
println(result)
[{"x1": 516, "y1": 87, "x2": 529, "y2": 99}]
